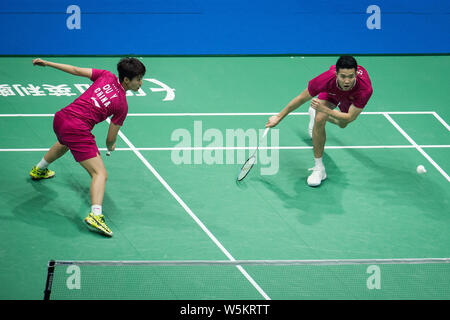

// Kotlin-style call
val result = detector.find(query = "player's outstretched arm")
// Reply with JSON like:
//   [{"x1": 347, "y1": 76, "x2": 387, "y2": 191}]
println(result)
[
  {"x1": 32, "y1": 58, "x2": 92, "y2": 79},
  {"x1": 266, "y1": 88, "x2": 312, "y2": 128}
]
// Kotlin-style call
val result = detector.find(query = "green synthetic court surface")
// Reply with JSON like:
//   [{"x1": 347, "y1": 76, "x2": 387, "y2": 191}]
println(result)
[{"x1": 0, "y1": 56, "x2": 449, "y2": 300}]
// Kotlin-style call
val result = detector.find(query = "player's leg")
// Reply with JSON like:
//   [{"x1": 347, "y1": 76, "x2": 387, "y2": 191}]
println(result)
[
  {"x1": 31, "y1": 110, "x2": 71, "y2": 180},
  {"x1": 45, "y1": 141, "x2": 70, "y2": 162},
  {"x1": 80, "y1": 154, "x2": 108, "y2": 206},
  {"x1": 308, "y1": 94, "x2": 338, "y2": 138},
  {"x1": 30, "y1": 142, "x2": 69, "y2": 180},
  {"x1": 308, "y1": 106, "x2": 316, "y2": 138},
  {"x1": 312, "y1": 110, "x2": 328, "y2": 158},
  {"x1": 80, "y1": 154, "x2": 113, "y2": 237},
  {"x1": 310, "y1": 105, "x2": 346, "y2": 137},
  {"x1": 308, "y1": 99, "x2": 334, "y2": 187}
]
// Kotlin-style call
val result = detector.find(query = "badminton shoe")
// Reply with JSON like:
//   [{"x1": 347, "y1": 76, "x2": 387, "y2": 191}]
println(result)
[
  {"x1": 84, "y1": 213, "x2": 113, "y2": 237},
  {"x1": 307, "y1": 165, "x2": 327, "y2": 187},
  {"x1": 30, "y1": 166, "x2": 55, "y2": 180},
  {"x1": 308, "y1": 106, "x2": 316, "y2": 139}
]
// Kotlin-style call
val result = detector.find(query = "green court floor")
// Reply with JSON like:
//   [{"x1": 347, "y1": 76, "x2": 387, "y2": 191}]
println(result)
[{"x1": 0, "y1": 56, "x2": 449, "y2": 299}]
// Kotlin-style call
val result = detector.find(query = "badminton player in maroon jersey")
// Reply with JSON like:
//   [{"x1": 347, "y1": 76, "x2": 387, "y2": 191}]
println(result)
[
  {"x1": 266, "y1": 56, "x2": 373, "y2": 187},
  {"x1": 29, "y1": 57, "x2": 146, "y2": 236}
]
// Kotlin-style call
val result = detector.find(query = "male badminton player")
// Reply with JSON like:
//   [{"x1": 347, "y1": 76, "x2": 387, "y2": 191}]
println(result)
[
  {"x1": 266, "y1": 56, "x2": 373, "y2": 187},
  {"x1": 29, "y1": 58, "x2": 146, "y2": 236}
]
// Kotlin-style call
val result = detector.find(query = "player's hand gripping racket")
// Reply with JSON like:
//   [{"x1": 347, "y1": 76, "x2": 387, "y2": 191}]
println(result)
[
  {"x1": 237, "y1": 127, "x2": 270, "y2": 181},
  {"x1": 106, "y1": 143, "x2": 115, "y2": 156}
]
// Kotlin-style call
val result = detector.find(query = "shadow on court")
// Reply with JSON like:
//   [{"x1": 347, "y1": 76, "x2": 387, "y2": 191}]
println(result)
[
  {"x1": 9, "y1": 176, "x2": 119, "y2": 238},
  {"x1": 252, "y1": 152, "x2": 347, "y2": 226},
  {"x1": 344, "y1": 146, "x2": 450, "y2": 221}
]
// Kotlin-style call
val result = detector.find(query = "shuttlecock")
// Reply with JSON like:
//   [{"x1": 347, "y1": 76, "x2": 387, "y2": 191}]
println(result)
[{"x1": 416, "y1": 165, "x2": 426, "y2": 174}]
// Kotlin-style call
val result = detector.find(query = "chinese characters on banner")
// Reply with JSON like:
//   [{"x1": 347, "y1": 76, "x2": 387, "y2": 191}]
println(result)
[{"x1": 0, "y1": 79, "x2": 175, "y2": 101}]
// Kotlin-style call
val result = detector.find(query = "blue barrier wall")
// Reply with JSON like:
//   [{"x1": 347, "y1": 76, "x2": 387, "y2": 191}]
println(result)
[{"x1": 1, "y1": 0, "x2": 449, "y2": 55}]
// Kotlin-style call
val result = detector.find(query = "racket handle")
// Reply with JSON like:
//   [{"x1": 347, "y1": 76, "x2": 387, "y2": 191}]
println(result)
[{"x1": 262, "y1": 127, "x2": 270, "y2": 138}]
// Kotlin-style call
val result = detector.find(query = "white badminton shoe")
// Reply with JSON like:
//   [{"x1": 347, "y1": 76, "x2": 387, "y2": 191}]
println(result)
[{"x1": 307, "y1": 165, "x2": 326, "y2": 187}]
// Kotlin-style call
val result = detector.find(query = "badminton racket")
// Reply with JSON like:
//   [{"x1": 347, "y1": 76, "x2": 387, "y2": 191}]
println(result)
[{"x1": 237, "y1": 127, "x2": 270, "y2": 181}]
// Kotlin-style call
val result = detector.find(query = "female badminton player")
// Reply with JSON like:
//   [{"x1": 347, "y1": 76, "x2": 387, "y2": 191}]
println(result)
[{"x1": 29, "y1": 57, "x2": 146, "y2": 236}]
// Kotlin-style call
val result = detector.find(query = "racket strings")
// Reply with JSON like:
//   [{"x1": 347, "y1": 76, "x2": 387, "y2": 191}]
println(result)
[
  {"x1": 237, "y1": 155, "x2": 257, "y2": 181},
  {"x1": 236, "y1": 127, "x2": 270, "y2": 181}
]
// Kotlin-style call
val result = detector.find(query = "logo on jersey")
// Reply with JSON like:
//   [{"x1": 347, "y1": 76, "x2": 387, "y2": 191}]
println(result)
[
  {"x1": 93, "y1": 84, "x2": 118, "y2": 108},
  {"x1": 91, "y1": 97, "x2": 101, "y2": 108}
]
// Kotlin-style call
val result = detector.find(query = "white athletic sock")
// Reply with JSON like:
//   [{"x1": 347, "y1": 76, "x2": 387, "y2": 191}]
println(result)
[
  {"x1": 36, "y1": 158, "x2": 49, "y2": 170},
  {"x1": 91, "y1": 205, "x2": 102, "y2": 216},
  {"x1": 314, "y1": 157, "x2": 324, "y2": 168}
]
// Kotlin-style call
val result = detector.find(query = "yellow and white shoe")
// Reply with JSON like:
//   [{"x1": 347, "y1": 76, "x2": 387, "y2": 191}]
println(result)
[
  {"x1": 84, "y1": 213, "x2": 113, "y2": 237},
  {"x1": 30, "y1": 166, "x2": 55, "y2": 180}
]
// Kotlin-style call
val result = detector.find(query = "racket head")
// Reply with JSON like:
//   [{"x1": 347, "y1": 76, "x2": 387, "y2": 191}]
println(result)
[
  {"x1": 236, "y1": 127, "x2": 269, "y2": 181},
  {"x1": 237, "y1": 155, "x2": 257, "y2": 181}
]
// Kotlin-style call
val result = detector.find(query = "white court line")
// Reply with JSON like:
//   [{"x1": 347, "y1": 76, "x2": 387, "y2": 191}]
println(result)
[
  {"x1": 133, "y1": 145, "x2": 450, "y2": 151},
  {"x1": 432, "y1": 112, "x2": 450, "y2": 131},
  {"x1": 2, "y1": 145, "x2": 449, "y2": 152},
  {"x1": 0, "y1": 111, "x2": 439, "y2": 117},
  {"x1": 0, "y1": 114, "x2": 55, "y2": 117},
  {"x1": 0, "y1": 148, "x2": 51, "y2": 152},
  {"x1": 108, "y1": 111, "x2": 439, "y2": 116},
  {"x1": 384, "y1": 113, "x2": 450, "y2": 182},
  {"x1": 104, "y1": 119, "x2": 271, "y2": 300}
]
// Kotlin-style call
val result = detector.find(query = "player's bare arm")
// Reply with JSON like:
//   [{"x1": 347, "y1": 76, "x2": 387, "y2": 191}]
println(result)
[
  {"x1": 32, "y1": 58, "x2": 92, "y2": 78},
  {"x1": 311, "y1": 99, "x2": 362, "y2": 125},
  {"x1": 106, "y1": 122, "x2": 121, "y2": 152},
  {"x1": 266, "y1": 88, "x2": 312, "y2": 128}
]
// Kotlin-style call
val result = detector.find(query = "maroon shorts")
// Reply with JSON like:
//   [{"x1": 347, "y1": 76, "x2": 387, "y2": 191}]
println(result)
[{"x1": 53, "y1": 111, "x2": 100, "y2": 162}]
